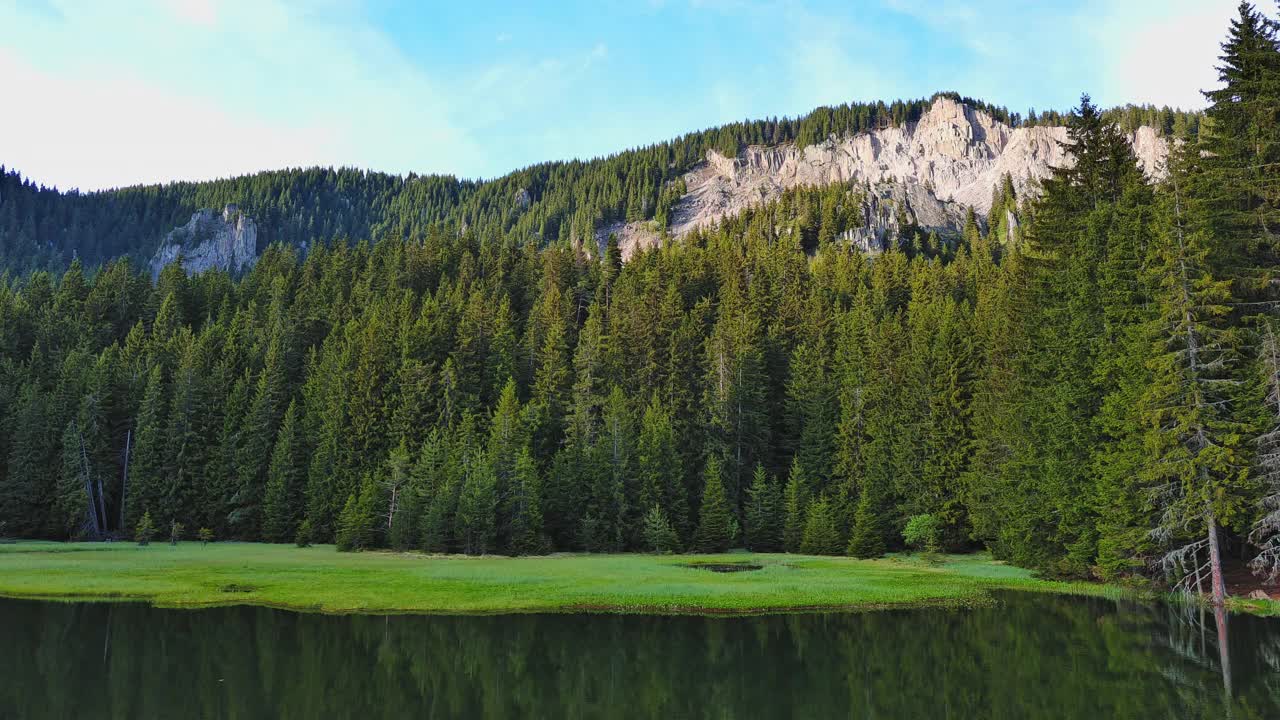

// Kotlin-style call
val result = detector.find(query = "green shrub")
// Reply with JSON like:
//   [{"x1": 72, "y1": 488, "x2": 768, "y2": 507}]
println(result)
[
  {"x1": 295, "y1": 519, "x2": 313, "y2": 548},
  {"x1": 902, "y1": 514, "x2": 942, "y2": 554},
  {"x1": 135, "y1": 512, "x2": 156, "y2": 547}
]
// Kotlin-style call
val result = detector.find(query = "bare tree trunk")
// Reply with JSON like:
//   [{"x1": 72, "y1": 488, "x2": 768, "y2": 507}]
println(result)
[
  {"x1": 119, "y1": 429, "x2": 131, "y2": 534},
  {"x1": 95, "y1": 473, "x2": 108, "y2": 539},
  {"x1": 386, "y1": 485, "x2": 398, "y2": 534},
  {"x1": 1214, "y1": 602, "x2": 1234, "y2": 717},
  {"x1": 78, "y1": 431, "x2": 102, "y2": 539},
  {"x1": 1208, "y1": 514, "x2": 1227, "y2": 606}
]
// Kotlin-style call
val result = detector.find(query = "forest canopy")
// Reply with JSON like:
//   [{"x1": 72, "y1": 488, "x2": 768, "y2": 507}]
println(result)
[{"x1": 0, "y1": 4, "x2": 1275, "y2": 601}]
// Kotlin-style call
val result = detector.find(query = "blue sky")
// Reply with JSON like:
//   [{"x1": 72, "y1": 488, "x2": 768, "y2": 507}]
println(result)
[{"x1": 0, "y1": 0, "x2": 1239, "y2": 191}]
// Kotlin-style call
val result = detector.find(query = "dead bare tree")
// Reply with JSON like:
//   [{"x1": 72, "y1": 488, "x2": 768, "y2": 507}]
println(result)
[
  {"x1": 74, "y1": 429, "x2": 104, "y2": 540},
  {"x1": 119, "y1": 428, "x2": 132, "y2": 536},
  {"x1": 1249, "y1": 322, "x2": 1280, "y2": 582}
]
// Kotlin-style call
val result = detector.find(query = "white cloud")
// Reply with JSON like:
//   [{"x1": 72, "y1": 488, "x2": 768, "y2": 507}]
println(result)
[
  {"x1": 1099, "y1": 0, "x2": 1238, "y2": 109},
  {"x1": 0, "y1": 49, "x2": 332, "y2": 191},
  {"x1": 0, "y1": 0, "x2": 488, "y2": 189},
  {"x1": 161, "y1": 0, "x2": 219, "y2": 27}
]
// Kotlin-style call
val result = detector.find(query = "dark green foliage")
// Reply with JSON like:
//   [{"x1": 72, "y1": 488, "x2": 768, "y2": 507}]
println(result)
[
  {"x1": 694, "y1": 456, "x2": 734, "y2": 553},
  {"x1": 0, "y1": 16, "x2": 1275, "y2": 594},
  {"x1": 507, "y1": 448, "x2": 547, "y2": 555},
  {"x1": 262, "y1": 400, "x2": 304, "y2": 542},
  {"x1": 848, "y1": 482, "x2": 889, "y2": 559},
  {"x1": 781, "y1": 460, "x2": 809, "y2": 553},
  {"x1": 336, "y1": 476, "x2": 379, "y2": 552},
  {"x1": 800, "y1": 495, "x2": 842, "y2": 555},
  {"x1": 641, "y1": 504, "x2": 681, "y2": 553},
  {"x1": 294, "y1": 519, "x2": 313, "y2": 548},
  {"x1": 744, "y1": 463, "x2": 782, "y2": 551}
]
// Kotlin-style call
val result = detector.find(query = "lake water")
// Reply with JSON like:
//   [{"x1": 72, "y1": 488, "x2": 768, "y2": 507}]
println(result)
[{"x1": 0, "y1": 593, "x2": 1276, "y2": 719}]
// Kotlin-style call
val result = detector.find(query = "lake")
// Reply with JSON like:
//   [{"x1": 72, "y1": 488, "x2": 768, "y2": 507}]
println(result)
[{"x1": 0, "y1": 593, "x2": 1275, "y2": 719}]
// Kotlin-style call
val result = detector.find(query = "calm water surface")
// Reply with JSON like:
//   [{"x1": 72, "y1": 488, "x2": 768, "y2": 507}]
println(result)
[{"x1": 0, "y1": 593, "x2": 1276, "y2": 719}]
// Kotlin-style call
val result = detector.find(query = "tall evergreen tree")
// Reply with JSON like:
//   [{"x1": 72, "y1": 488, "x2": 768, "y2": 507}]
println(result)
[
  {"x1": 694, "y1": 455, "x2": 734, "y2": 553},
  {"x1": 261, "y1": 400, "x2": 304, "y2": 542}
]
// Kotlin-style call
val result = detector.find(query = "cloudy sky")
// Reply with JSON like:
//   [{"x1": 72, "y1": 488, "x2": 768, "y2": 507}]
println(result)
[{"x1": 0, "y1": 0, "x2": 1240, "y2": 191}]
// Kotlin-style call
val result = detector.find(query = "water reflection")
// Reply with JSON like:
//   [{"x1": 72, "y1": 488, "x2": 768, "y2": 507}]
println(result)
[{"x1": 0, "y1": 593, "x2": 1276, "y2": 719}]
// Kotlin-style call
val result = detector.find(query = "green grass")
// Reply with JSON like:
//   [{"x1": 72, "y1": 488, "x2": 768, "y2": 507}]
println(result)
[{"x1": 0, "y1": 541, "x2": 1137, "y2": 615}]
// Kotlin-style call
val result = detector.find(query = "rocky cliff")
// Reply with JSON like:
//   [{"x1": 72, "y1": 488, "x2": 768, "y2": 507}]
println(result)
[
  {"x1": 600, "y1": 96, "x2": 1169, "y2": 259},
  {"x1": 149, "y1": 204, "x2": 258, "y2": 278}
]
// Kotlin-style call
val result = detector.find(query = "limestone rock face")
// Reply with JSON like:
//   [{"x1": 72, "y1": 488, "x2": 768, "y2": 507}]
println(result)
[
  {"x1": 150, "y1": 204, "x2": 258, "y2": 278},
  {"x1": 599, "y1": 96, "x2": 1170, "y2": 259}
]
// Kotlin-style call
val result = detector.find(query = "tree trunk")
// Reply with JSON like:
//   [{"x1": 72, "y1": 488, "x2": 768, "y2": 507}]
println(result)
[
  {"x1": 119, "y1": 429, "x2": 131, "y2": 533},
  {"x1": 1214, "y1": 602, "x2": 1234, "y2": 709},
  {"x1": 1207, "y1": 514, "x2": 1227, "y2": 606}
]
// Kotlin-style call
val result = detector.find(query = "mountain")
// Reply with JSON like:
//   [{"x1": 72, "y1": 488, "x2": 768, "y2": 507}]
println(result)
[
  {"x1": 600, "y1": 95, "x2": 1170, "y2": 259},
  {"x1": 0, "y1": 94, "x2": 1191, "y2": 275},
  {"x1": 148, "y1": 204, "x2": 258, "y2": 278}
]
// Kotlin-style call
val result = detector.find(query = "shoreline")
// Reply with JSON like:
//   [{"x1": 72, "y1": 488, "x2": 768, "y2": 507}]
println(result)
[{"x1": 1, "y1": 541, "x2": 1266, "y2": 617}]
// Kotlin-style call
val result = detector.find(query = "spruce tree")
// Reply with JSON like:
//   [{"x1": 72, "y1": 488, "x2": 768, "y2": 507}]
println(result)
[
  {"x1": 1141, "y1": 145, "x2": 1252, "y2": 604},
  {"x1": 456, "y1": 451, "x2": 497, "y2": 556},
  {"x1": 694, "y1": 456, "x2": 734, "y2": 553},
  {"x1": 641, "y1": 504, "x2": 680, "y2": 553},
  {"x1": 261, "y1": 400, "x2": 303, "y2": 542},
  {"x1": 782, "y1": 459, "x2": 809, "y2": 553},
  {"x1": 800, "y1": 495, "x2": 841, "y2": 555},
  {"x1": 636, "y1": 393, "x2": 689, "y2": 541},
  {"x1": 336, "y1": 475, "x2": 379, "y2": 552},
  {"x1": 506, "y1": 447, "x2": 547, "y2": 555},
  {"x1": 744, "y1": 463, "x2": 782, "y2": 551}
]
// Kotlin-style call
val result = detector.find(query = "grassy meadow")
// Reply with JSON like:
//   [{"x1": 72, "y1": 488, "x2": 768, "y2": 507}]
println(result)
[{"x1": 0, "y1": 541, "x2": 1138, "y2": 615}]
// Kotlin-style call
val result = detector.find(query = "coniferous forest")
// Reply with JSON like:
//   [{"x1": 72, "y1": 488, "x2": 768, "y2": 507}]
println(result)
[{"x1": 0, "y1": 3, "x2": 1277, "y2": 597}]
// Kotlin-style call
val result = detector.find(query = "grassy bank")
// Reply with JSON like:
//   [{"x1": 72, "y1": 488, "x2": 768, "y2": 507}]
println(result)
[{"x1": 0, "y1": 541, "x2": 1140, "y2": 615}]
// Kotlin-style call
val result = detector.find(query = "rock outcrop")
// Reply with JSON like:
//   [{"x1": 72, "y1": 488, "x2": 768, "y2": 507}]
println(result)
[
  {"x1": 150, "y1": 204, "x2": 258, "y2": 278},
  {"x1": 600, "y1": 96, "x2": 1170, "y2": 259}
]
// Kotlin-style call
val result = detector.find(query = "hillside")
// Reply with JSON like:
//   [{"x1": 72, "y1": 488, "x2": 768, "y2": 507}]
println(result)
[{"x1": 0, "y1": 94, "x2": 1195, "y2": 275}]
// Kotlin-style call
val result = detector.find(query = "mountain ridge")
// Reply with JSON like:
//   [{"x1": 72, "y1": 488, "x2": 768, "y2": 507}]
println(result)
[
  {"x1": 599, "y1": 95, "x2": 1170, "y2": 259},
  {"x1": 0, "y1": 93, "x2": 1194, "y2": 274}
]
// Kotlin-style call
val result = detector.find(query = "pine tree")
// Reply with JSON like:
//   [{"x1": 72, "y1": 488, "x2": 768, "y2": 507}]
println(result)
[
  {"x1": 596, "y1": 387, "x2": 635, "y2": 548},
  {"x1": 336, "y1": 475, "x2": 379, "y2": 552},
  {"x1": 55, "y1": 420, "x2": 93, "y2": 538},
  {"x1": 641, "y1": 504, "x2": 680, "y2": 553},
  {"x1": 744, "y1": 463, "x2": 782, "y2": 551},
  {"x1": 847, "y1": 485, "x2": 888, "y2": 559},
  {"x1": 782, "y1": 459, "x2": 809, "y2": 553},
  {"x1": 456, "y1": 446, "x2": 497, "y2": 556},
  {"x1": 1142, "y1": 146, "x2": 1252, "y2": 604},
  {"x1": 487, "y1": 378, "x2": 525, "y2": 551},
  {"x1": 135, "y1": 510, "x2": 156, "y2": 546},
  {"x1": 261, "y1": 400, "x2": 303, "y2": 542},
  {"x1": 230, "y1": 330, "x2": 287, "y2": 537},
  {"x1": 800, "y1": 495, "x2": 841, "y2": 555},
  {"x1": 694, "y1": 456, "x2": 734, "y2": 553},
  {"x1": 785, "y1": 339, "x2": 836, "y2": 486},
  {"x1": 703, "y1": 279, "x2": 768, "y2": 517},
  {"x1": 506, "y1": 447, "x2": 547, "y2": 555},
  {"x1": 125, "y1": 367, "x2": 166, "y2": 530},
  {"x1": 636, "y1": 393, "x2": 689, "y2": 541}
]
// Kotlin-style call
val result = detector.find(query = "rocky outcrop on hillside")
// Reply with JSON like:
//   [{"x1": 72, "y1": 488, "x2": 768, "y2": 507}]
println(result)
[
  {"x1": 149, "y1": 204, "x2": 258, "y2": 278},
  {"x1": 600, "y1": 96, "x2": 1169, "y2": 259}
]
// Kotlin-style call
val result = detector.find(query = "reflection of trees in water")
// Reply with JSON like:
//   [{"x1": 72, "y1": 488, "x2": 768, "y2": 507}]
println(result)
[{"x1": 0, "y1": 595, "x2": 1277, "y2": 719}]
